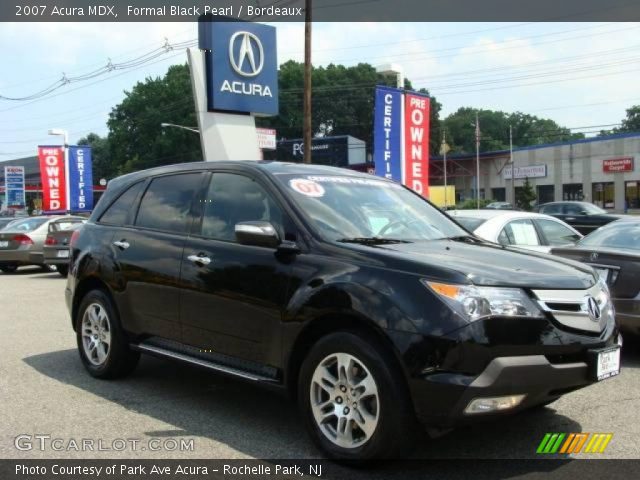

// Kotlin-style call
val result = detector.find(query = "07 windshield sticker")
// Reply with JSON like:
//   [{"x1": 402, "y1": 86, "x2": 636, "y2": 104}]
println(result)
[{"x1": 289, "y1": 178, "x2": 326, "y2": 197}]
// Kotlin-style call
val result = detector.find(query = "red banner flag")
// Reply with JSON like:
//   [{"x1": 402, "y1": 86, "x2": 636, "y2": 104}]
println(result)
[
  {"x1": 403, "y1": 93, "x2": 430, "y2": 197},
  {"x1": 37, "y1": 146, "x2": 67, "y2": 212}
]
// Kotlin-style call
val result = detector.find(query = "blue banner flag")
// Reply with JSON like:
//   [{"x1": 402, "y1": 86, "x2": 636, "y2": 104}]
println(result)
[
  {"x1": 373, "y1": 86, "x2": 403, "y2": 182},
  {"x1": 68, "y1": 146, "x2": 93, "y2": 212}
]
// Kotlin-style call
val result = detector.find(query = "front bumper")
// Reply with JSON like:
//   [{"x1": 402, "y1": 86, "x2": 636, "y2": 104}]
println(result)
[{"x1": 403, "y1": 315, "x2": 620, "y2": 427}]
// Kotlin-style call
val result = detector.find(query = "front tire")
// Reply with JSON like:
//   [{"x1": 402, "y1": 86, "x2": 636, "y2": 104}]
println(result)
[
  {"x1": 0, "y1": 265, "x2": 18, "y2": 273},
  {"x1": 298, "y1": 331, "x2": 415, "y2": 461},
  {"x1": 76, "y1": 289, "x2": 139, "y2": 379}
]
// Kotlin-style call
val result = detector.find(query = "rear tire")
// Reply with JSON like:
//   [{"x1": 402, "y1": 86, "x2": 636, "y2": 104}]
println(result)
[
  {"x1": 57, "y1": 264, "x2": 69, "y2": 277},
  {"x1": 0, "y1": 265, "x2": 17, "y2": 273},
  {"x1": 76, "y1": 289, "x2": 139, "y2": 379},
  {"x1": 298, "y1": 331, "x2": 415, "y2": 461}
]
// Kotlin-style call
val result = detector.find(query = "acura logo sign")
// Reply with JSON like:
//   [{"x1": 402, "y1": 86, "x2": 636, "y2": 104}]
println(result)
[
  {"x1": 229, "y1": 31, "x2": 264, "y2": 77},
  {"x1": 586, "y1": 296, "x2": 601, "y2": 322}
]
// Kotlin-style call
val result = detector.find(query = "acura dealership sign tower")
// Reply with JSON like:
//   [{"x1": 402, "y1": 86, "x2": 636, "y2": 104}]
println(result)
[{"x1": 189, "y1": 17, "x2": 279, "y2": 161}]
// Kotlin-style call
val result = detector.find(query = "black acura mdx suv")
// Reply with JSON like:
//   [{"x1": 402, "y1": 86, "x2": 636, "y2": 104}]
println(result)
[{"x1": 67, "y1": 162, "x2": 621, "y2": 460}]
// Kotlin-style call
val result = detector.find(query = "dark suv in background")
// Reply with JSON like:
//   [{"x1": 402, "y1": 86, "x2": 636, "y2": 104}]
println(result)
[
  {"x1": 67, "y1": 162, "x2": 621, "y2": 460},
  {"x1": 537, "y1": 201, "x2": 625, "y2": 235}
]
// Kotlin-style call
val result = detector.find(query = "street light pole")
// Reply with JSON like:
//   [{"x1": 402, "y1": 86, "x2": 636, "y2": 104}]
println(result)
[
  {"x1": 48, "y1": 128, "x2": 70, "y2": 213},
  {"x1": 442, "y1": 130, "x2": 448, "y2": 208}
]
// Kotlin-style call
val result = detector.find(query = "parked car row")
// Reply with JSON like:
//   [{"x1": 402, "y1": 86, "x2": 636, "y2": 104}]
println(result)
[{"x1": 0, "y1": 215, "x2": 85, "y2": 275}]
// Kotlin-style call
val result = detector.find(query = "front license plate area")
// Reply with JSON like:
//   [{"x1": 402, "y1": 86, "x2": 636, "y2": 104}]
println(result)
[{"x1": 588, "y1": 346, "x2": 621, "y2": 381}]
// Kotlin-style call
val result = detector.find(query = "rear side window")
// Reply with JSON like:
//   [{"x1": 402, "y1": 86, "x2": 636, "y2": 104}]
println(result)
[
  {"x1": 99, "y1": 182, "x2": 144, "y2": 226},
  {"x1": 540, "y1": 204, "x2": 561, "y2": 215},
  {"x1": 135, "y1": 173, "x2": 201, "y2": 233},
  {"x1": 498, "y1": 219, "x2": 540, "y2": 246}
]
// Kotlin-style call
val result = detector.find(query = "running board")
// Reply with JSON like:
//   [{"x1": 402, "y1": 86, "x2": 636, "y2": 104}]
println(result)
[{"x1": 132, "y1": 343, "x2": 278, "y2": 383}]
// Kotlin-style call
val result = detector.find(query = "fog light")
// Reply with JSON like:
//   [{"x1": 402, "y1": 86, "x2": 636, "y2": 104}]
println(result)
[{"x1": 464, "y1": 394, "x2": 526, "y2": 414}]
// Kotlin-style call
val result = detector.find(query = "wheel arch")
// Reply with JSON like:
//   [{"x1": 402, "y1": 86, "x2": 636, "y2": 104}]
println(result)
[
  {"x1": 284, "y1": 312, "x2": 413, "y2": 406},
  {"x1": 71, "y1": 276, "x2": 116, "y2": 331}
]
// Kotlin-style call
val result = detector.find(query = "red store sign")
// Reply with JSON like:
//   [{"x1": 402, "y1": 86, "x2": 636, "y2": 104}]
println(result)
[{"x1": 603, "y1": 157, "x2": 634, "y2": 173}]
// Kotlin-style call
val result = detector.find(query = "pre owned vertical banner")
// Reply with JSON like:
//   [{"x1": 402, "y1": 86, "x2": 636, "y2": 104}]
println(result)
[
  {"x1": 403, "y1": 93, "x2": 430, "y2": 196},
  {"x1": 68, "y1": 146, "x2": 93, "y2": 211},
  {"x1": 37, "y1": 146, "x2": 67, "y2": 212},
  {"x1": 4, "y1": 166, "x2": 25, "y2": 208},
  {"x1": 373, "y1": 86, "x2": 431, "y2": 196}
]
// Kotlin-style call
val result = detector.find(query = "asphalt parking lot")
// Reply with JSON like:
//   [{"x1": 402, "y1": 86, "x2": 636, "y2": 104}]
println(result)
[{"x1": 1, "y1": 267, "x2": 639, "y2": 461}]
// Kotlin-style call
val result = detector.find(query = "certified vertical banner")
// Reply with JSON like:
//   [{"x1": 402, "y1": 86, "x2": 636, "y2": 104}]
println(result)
[
  {"x1": 37, "y1": 146, "x2": 67, "y2": 212},
  {"x1": 373, "y1": 86, "x2": 403, "y2": 182},
  {"x1": 403, "y1": 93, "x2": 431, "y2": 196},
  {"x1": 4, "y1": 166, "x2": 25, "y2": 208},
  {"x1": 68, "y1": 146, "x2": 93, "y2": 212}
]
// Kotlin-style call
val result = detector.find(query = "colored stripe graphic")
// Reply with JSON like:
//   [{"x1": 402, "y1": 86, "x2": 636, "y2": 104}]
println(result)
[{"x1": 538, "y1": 433, "x2": 613, "y2": 454}]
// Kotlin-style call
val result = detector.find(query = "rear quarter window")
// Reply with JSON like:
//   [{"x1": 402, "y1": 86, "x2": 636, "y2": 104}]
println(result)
[{"x1": 98, "y1": 181, "x2": 145, "y2": 226}]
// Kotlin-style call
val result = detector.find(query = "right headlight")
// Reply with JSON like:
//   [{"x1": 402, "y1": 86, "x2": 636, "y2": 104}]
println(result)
[{"x1": 422, "y1": 280, "x2": 544, "y2": 322}]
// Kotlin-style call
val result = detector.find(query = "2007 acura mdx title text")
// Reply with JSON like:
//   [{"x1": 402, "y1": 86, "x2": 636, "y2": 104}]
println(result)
[{"x1": 66, "y1": 161, "x2": 621, "y2": 460}]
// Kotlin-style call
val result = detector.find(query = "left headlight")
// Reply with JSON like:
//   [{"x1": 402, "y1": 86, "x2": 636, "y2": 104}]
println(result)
[{"x1": 422, "y1": 280, "x2": 544, "y2": 322}]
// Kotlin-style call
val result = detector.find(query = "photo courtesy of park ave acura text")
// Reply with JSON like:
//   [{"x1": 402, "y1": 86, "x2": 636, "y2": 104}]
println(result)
[{"x1": 1, "y1": 0, "x2": 640, "y2": 477}]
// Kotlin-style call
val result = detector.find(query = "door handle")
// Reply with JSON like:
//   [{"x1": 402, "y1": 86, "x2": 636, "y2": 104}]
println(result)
[
  {"x1": 187, "y1": 254, "x2": 211, "y2": 266},
  {"x1": 113, "y1": 240, "x2": 130, "y2": 250}
]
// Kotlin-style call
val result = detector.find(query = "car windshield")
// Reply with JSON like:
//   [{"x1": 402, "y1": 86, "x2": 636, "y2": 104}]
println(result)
[
  {"x1": 578, "y1": 221, "x2": 640, "y2": 251},
  {"x1": 580, "y1": 203, "x2": 607, "y2": 214},
  {"x1": 3, "y1": 217, "x2": 48, "y2": 232},
  {"x1": 277, "y1": 174, "x2": 467, "y2": 242}
]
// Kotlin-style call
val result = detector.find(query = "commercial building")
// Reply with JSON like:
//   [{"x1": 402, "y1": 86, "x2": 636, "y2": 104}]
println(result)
[{"x1": 430, "y1": 132, "x2": 640, "y2": 212}]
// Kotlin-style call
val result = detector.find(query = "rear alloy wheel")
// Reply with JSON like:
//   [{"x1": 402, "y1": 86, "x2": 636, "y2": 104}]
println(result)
[
  {"x1": 299, "y1": 331, "x2": 415, "y2": 461},
  {"x1": 76, "y1": 290, "x2": 139, "y2": 379}
]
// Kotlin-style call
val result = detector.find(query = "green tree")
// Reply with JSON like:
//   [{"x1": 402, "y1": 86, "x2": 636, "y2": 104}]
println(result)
[
  {"x1": 443, "y1": 108, "x2": 584, "y2": 154},
  {"x1": 107, "y1": 64, "x2": 201, "y2": 174},
  {"x1": 257, "y1": 61, "x2": 443, "y2": 155},
  {"x1": 77, "y1": 133, "x2": 112, "y2": 181},
  {"x1": 516, "y1": 177, "x2": 537, "y2": 211},
  {"x1": 600, "y1": 105, "x2": 640, "y2": 136}
]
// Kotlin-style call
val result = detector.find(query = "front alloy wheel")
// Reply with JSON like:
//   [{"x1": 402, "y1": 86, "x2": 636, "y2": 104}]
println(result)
[
  {"x1": 81, "y1": 303, "x2": 111, "y2": 366},
  {"x1": 310, "y1": 353, "x2": 379, "y2": 449}
]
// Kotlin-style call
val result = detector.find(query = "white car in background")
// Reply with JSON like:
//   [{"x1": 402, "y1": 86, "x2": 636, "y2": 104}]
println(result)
[{"x1": 448, "y1": 210, "x2": 583, "y2": 253}]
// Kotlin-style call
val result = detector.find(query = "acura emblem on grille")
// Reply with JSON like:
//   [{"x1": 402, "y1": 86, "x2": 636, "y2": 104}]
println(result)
[{"x1": 586, "y1": 296, "x2": 601, "y2": 321}]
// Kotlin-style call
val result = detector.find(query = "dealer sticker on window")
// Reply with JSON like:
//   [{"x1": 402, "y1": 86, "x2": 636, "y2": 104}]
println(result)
[{"x1": 289, "y1": 178, "x2": 325, "y2": 197}]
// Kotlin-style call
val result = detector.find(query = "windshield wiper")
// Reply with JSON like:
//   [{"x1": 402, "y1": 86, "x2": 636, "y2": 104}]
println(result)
[{"x1": 337, "y1": 237, "x2": 412, "y2": 245}]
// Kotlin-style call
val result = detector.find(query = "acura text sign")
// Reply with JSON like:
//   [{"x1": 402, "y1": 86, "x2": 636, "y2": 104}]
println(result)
[{"x1": 202, "y1": 20, "x2": 278, "y2": 115}]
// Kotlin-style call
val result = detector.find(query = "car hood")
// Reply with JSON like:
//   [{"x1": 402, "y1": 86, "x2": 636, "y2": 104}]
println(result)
[{"x1": 341, "y1": 238, "x2": 596, "y2": 289}]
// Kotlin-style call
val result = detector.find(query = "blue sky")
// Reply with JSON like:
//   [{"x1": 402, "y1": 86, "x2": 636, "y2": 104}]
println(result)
[{"x1": 1, "y1": 21, "x2": 639, "y2": 160}]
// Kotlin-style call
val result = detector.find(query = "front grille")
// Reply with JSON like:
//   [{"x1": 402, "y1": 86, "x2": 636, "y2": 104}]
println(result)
[{"x1": 532, "y1": 283, "x2": 612, "y2": 334}]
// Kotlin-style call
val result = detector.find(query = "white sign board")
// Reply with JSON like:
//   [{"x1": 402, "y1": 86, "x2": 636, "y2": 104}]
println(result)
[
  {"x1": 503, "y1": 164, "x2": 547, "y2": 180},
  {"x1": 256, "y1": 128, "x2": 277, "y2": 150}
]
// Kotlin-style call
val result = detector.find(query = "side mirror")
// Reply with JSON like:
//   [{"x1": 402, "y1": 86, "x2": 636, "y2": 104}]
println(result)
[{"x1": 235, "y1": 221, "x2": 280, "y2": 248}]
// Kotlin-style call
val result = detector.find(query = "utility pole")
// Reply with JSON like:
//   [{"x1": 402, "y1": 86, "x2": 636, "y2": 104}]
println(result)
[
  {"x1": 475, "y1": 111, "x2": 480, "y2": 209},
  {"x1": 303, "y1": 0, "x2": 312, "y2": 164},
  {"x1": 509, "y1": 125, "x2": 515, "y2": 206}
]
